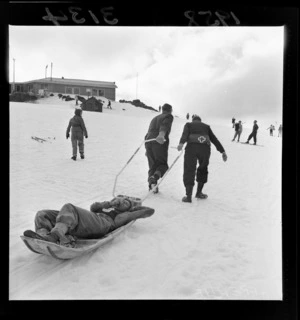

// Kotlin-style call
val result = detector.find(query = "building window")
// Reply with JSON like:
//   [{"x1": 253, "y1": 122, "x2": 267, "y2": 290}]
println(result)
[
  {"x1": 98, "y1": 89, "x2": 104, "y2": 96},
  {"x1": 92, "y1": 88, "x2": 98, "y2": 96},
  {"x1": 74, "y1": 88, "x2": 79, "y2": 95},
  {"x1": 41, "y1": 83, "x2": 48, "y2": 89},
  {"x1": 66, "y1": 87, "x2": 72, "y2": 94}
]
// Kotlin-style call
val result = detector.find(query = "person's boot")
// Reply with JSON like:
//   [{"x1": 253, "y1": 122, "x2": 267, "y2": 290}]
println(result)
[
  {"x1": 114, "y1": 207, "x2": 155, "y2": 228},
  {"x1": 23, "y1": 229, "x2": 59, "y2": 244},
  {"x1": 148, "y1": 174, "x2": 160, "y2": 193},
  {"x1": 50, "y1": 222, "x2": 75, "y2": 247},
  {"x1": 71, "y1": 155, "x2": 76, "y2": 161},
  {"x1": 195, "y1": 182, "x2": 208, "y2": 199},
  {"x1": 245, "y1": 141, "x2": 249, "y2": 144},
  {"x1": 182, "y1": 185, "x2": 193, "y2": 203},
  {"x1": 80, "y1": 152, "x2": 84, "y2": 159}
]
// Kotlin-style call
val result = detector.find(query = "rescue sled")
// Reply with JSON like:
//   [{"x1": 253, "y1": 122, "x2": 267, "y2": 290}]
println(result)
[{"x1": 20, "y1": 220, "x2": 135, "y2": 260}]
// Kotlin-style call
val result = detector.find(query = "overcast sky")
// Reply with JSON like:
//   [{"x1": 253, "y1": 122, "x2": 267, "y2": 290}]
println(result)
[{"x1": 9, "y1": 26, "x2": 284, "y2": 120}]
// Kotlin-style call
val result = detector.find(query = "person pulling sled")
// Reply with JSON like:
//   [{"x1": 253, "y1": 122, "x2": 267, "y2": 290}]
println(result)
[{"x1": 177, "y1": 115, "x2": 227, "y2": 203}]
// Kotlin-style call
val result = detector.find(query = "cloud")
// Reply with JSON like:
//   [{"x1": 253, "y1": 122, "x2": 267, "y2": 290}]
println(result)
[{"x1": 9, "y1": 26, "x2": 283, "y2": 119}]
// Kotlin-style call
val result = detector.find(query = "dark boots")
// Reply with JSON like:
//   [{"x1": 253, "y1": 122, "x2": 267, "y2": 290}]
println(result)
[
  {"x1": 195, "y1": 182, "x2": 208, "y2": 199},
  {"x1": 71, "y1": 155, "x2": 76, "y2": 161},
  {"x1": 80, "y1": 152, "x2": 84, "y2": 159},
  {"x1": 148, "y1": 173, "x2": 160, "y2": 193},
  {"x1": 182, "y1": 185, "x2": 193, "y2": 203}
]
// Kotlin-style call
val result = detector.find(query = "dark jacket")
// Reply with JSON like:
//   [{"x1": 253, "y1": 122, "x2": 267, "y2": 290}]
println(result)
[
  {"x1": 234, "y1": 123, "x2": 240, "y2": 131},
  {"x1": 252, "y1": 123, "x2": 259, "y2": 133},
  {"x1": 145, "y1": 112, "x2": 174, "y2": 141},
  {"x1": 179, "y1": 119, "x2": 225, "y2": 153},
  {"x1": 66, "y1": 112, "x2": 88, "y2": 137}
]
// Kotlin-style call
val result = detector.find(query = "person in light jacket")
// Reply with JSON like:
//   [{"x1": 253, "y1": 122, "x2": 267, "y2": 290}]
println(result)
[{"x1": 66, "y1": 108, "x2": 88, "y2": 160}]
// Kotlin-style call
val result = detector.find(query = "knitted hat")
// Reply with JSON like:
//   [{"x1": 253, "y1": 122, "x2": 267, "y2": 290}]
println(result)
[
  {"x1": 75, "y1": 108, "x2": 82, "y2": 116},
  {"x1": 162, "y1": 103, "x2": 173, "y2": 112},
  {"x1": 192, "y1": 115, "x2": 201, "y2": 121},
  {"x1": 114, "y1": 195, "x2": 142, "y2": 211}
]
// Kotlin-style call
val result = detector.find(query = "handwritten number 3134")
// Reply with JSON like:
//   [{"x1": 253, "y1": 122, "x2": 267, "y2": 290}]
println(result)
[{"x1": 42, "y1": 7, "x2": 118, "y2": 25}]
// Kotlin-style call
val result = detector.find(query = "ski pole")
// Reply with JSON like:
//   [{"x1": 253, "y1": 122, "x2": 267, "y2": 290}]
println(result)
[
  {"x1": 112, "y1": 138, "x2": 156, "y2": 198},
  {"x1": 141, "y1": 149, "x2": 184, "y2": 202}
]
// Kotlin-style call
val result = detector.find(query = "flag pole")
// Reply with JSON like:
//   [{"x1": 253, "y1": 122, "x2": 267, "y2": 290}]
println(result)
[{"x1": 51, "y1": 62, "x2": 53, "y2": 80}]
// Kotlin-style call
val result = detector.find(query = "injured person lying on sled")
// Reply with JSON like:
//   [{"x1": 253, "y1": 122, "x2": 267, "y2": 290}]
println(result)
[{"x1": 23, "y1": 196, "x2": 155, "y2": 248}]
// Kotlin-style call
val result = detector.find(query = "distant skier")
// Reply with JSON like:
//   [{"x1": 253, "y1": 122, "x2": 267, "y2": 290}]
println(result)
[
  {"x1": 159, "y1": 105, "x2": 161, "y2": 112},
  {"x1": 144, "y1": 103, "x2": 174, "y2": 192},
  {"x1": 232, "y1": 120, "x2": 243, "y2": 142},
  {"x1": 75, "y1": 95, "x2": 78, "y2": 106},
  {"x1": 177, "y1": 115, "x2": 227, "y2": 202},
  {"x1": 278, "y1": 124, "x2": 282, "y2": 137},
  {"x1": 186, "y1": 113, "x2": 190, "y2": 120},
  {"x1": 107, "y1": 100, "x2": 112, "y2": 109},
  {"x1": 267, "y1": 124, "x2": 275, "y2": 136},
  {"x1": 232, "y1": 117, "x2": 236, "y2": 128},
  {"x1": 23, "y1": 196, "x2": 154, "y2": 248},
  {"x1": 66, "y1": 108, "x2": 88, "y2": 160},
  {"x1": 245, "y1": 120, "x2": 259, "y2": 145}
]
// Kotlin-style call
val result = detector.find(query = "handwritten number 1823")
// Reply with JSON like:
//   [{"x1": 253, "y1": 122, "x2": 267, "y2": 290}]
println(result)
[
  {"x1": 42, "y1": 7, "x2": 118, "y2": 25},
  {"x1": 184, "y1": 10, "x2": 240, "y2": 26}
]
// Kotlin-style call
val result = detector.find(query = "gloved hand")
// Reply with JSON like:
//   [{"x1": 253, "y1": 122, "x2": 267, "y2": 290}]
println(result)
[
  {"x1": 85, "y1": 135, "x2": 88, "y2": 139},
  {"x1": 66, "y1": 133, "x2": 69, "y2": 139},
  {"x1": 222, "y1": 152, "x2": 228, "y2": 162},
  {"x1": 156, "y1": 134, "x2": 166, "y2": 144},
  {"x1": 109, "y1": 198, "x2": 120, "y2": 208},
  {"x1": 90, "y1": 201, "x2": 111, "y2": 212},
  {"x1": 177, "y1": 143, "x2": 184, "y2": 151}
]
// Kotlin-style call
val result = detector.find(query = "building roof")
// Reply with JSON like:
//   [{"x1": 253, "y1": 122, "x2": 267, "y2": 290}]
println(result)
[{"x1": 19, "y1": 77, "x2": 118, "y2": 88}]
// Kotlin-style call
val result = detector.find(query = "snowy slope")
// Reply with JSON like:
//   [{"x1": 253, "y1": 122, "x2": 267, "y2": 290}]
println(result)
[{"x1": 9, "y1": 96, "x2": 282, "y2": 300}]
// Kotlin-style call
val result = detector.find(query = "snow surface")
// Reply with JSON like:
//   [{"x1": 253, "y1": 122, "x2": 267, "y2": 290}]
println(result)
[{"x1": 9, "y1": 95, "x2": 282, "y2": 300}]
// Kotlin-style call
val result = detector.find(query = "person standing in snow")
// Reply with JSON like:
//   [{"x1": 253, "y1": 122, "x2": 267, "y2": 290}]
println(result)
[
  {"x1": 107, "y1": 100, "x2": 112, "y2": 109},
  {"x1": 232, "y1": 120, "x2": 243, "y2": 142},
  {"x1": 232, "y1": 117, "x2": 236, "y2": 128},
  {"x1": 245, "y1": 120, "x2": 259, "y2": 145},
  {"x1": 186, "y1": 113, "x2": 190, "y2": 120},
  {"x1": 145, "y1": 103, "x2": 174, "y2": 192},
  {"x1": 267, "y1": 124, "x2": 274, "y2": 136},
  {"x1": 66, "y1": 108, "x2": 88, "y2": 161},
  {"x1": 177, "y1": 115, "x2": 227, "y2": 202},
  {"x1": 23, "y1": 196, "x2": 154, "y2": 248},
  {"x1": 278, "y1": 124, "x2": 282, "y2": 137}
]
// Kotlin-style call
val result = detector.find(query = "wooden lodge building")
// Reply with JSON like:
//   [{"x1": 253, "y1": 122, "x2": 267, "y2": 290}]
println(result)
[{"x1": 10, "y1": 77, "x2": 117, "y2": 100}]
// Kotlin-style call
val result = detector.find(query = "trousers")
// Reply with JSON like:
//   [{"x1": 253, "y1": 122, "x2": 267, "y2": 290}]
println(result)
[
  {"x1": 71, "y1": 131, "x2": 84, "y2": 156},
  {"x1": 183, "y1": 144, "x2": 210, "y2": 187},
  {"x1": 145, "y1": 140, "x2": 169, "y2": 178},
  {"x1": 34, "y1": 203, "x2": 115, "y2": 239}
]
